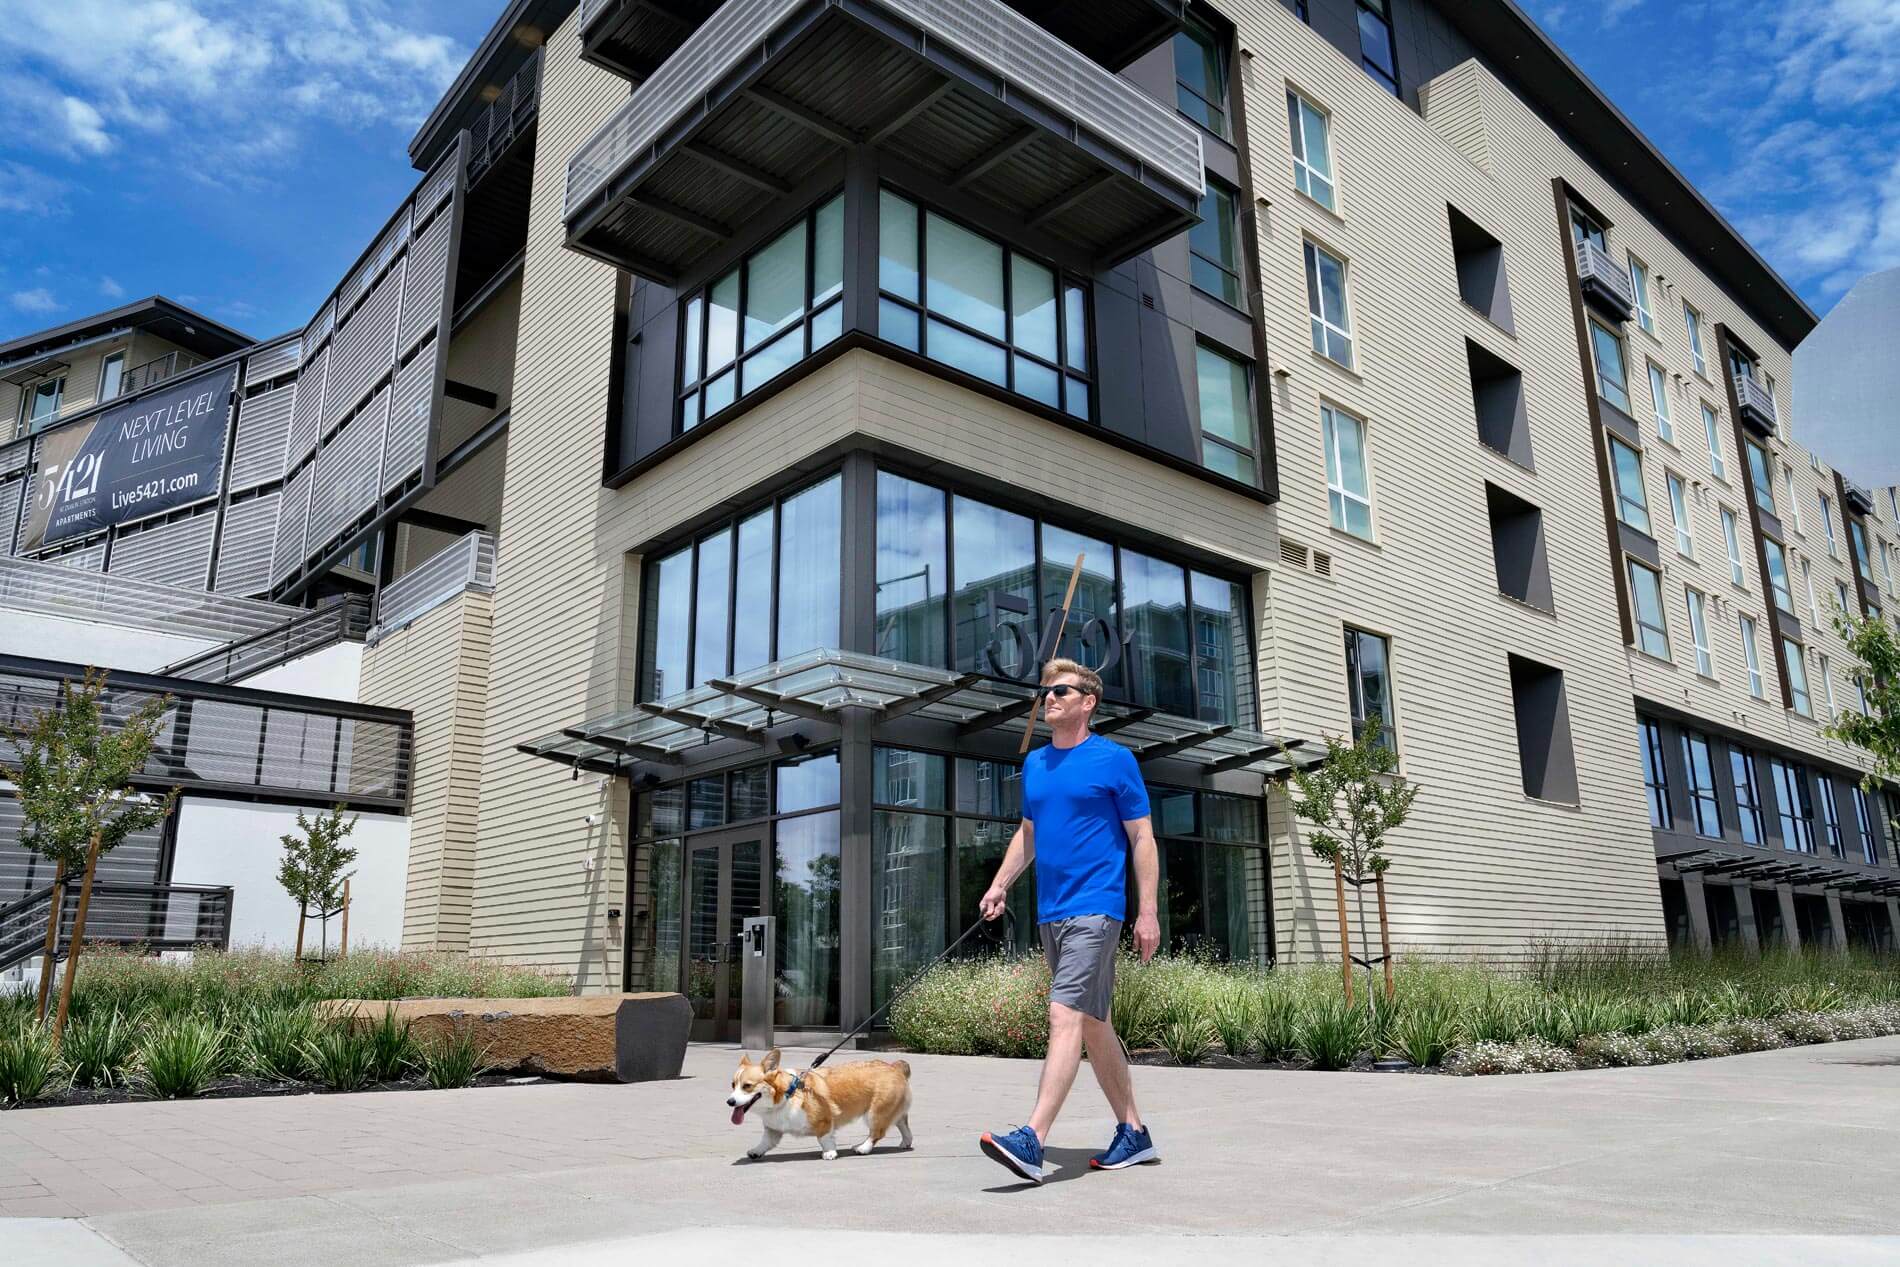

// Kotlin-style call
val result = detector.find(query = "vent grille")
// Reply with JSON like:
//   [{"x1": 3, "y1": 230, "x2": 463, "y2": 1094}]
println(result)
[
  {"x1": 1279, "y1": 539, "x2": 1309, "y2": 569},
  {"x1": 1312, "y1": 551, "x2": 1333, "y2": 577}
]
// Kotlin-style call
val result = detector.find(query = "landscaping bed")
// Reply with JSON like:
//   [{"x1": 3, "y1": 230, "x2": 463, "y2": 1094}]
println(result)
[
  {"x1": 886, "y1": 942, "x2": 1900, "y2": 1075},
  {"x1": 1, "y1": 947, "x2": 569, "y2": 1109}
]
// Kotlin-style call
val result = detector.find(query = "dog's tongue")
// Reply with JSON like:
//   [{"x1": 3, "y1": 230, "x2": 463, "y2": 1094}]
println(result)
[{"x1": 730, "y1": 1102, "x2": 748, "y2": 1126}]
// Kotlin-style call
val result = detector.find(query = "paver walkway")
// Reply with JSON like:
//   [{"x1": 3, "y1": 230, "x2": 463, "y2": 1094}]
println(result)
[{"x1": 1, "y1": 1035, "x2": 1897, "y2": 1265}]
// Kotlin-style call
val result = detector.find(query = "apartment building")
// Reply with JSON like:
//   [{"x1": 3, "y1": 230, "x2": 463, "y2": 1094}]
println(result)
[{"x1": 4, "y1": 0, "x2": 1896, "y2": 1026}]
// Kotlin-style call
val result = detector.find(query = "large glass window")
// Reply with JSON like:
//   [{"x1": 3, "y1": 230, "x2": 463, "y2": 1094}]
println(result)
[
  {"x1": 1850, "y1": 518, "x2": 1872, "y2": 577},
  {"x1": 1731, "y1": 747, "x2": 1763, "y2": 845},
  {"x1": 1286, "y1": 90, "x2": 1336, "y2": 211},
  {"x1": 1356, "y1": 0, "x2": 1399, "y2": 96},
  {"x1": 1591, "y1": 319, "x2": 1633, "y2": 415},
  {"x1": 1640, "y1": 720, "x2": 1669, "y2": 828},
  {"x1": 1817, "y1": 776, "x2": 1844, "y2": 858},
  {"x1": 1648, "y1": 363, "x2": 1673, "y2": 443},
  {"x1": 1739, "y1": 614, "x2": 1763, "y2": 697},
  {"x1": 1684, "y1": 302, "x2": 1707, "y2": 377},
  {"x1": 25, "y1": 377, "x2": 63, "y2": 433},
  {"x1": 878, "y1": 472, "x2": 1255, "y2": 724},
  {"x1": 1629, "y1": 255, "x2": 1653, "y2": 333},
  {"x1": 1682, "y1": 732, "x2": 1721, "y2": 837},
  {"x1": 775, "y1": 809, "x2": 840, "y2": 1026},
  {"x1": 1345, "y1": 626, "x2": 1395, "y2": 750},
  {"x1": 97, "y1": 353, "x2": 125, "y2": 401},
  {"x1": 1819, "y1": 492, "x2": 1838, "y2": 556},
  {"x1": 1628, "y1": 560, "x2": 1670, "y2": 659},
  {"x1": 1852, "y1": 786, "x2": 1878, "y2": 865},
  {"x1": 1304, "y1": 241, "x2": 1353, "y2": 367},
  {"x1": 878, "y1": 192, "x2": 1091, "y2": 418},
  {"x1": 1783, "y1": 637, "x2": 1811, "y2": 717},
  {"x1": 1702, "y1": 404, "x2": 1726, "y2": 480},
  {"x1": 678, "y1": 195, "x2": 843, "y2": 432},
  {"x1": 1667, "y1": 473, "x2": 1693, "y2": 556},
  {"x1": 1322, "y1": 403, "x2": 1373, "y2": 539},
  {"x1": 1763, "y1": 537, "x2": 1794, "y2": 615},
  {"x1": 639, "y1": 475, "x2": 840, "y2": 701},
  {"x1": 1722, "y1": 508, "x2": 1745, "y2": 587},
  {"x1": 1745, "y1": 441, "x2": 1775, "y2": 517},
  {"x1": 1772, "y1": 759, "x2": 1814, "y2": 853},
  {"x1": 1190, "y1": 181, "x2": 1244, "y2": 305},
  {"x1": 1173, "y1": 19, "x2": 1229, "y2": 136},
  {"x1": 1685, "y1": 587, "x2": 1712, "y2": 676},
  {"x1": 1195, "y1": 343, "x2": 1257, "y2": 483},
  {"x1": 1609, "y1": 436, "x2": 1650, "y2": 534}
]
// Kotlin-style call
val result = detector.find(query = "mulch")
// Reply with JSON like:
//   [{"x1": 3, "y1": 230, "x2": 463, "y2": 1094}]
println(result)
[{"x1": 7, "y1": 1071, "x2": 543, "y2": 1112}]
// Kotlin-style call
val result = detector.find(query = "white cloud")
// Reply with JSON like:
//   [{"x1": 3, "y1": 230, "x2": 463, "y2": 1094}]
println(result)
[
  {"x1": 11, "y1": 289, "x2": 60, "y2": 314},
  {"x1": 61, "y1": 96, "x2": 111, "y2": 154},
  {"x1": 99, "y1": 276, "x2": 125, "y2": 299},
  {"x1": 0, "y1": 161, "x2": 70, "y2": 215}
]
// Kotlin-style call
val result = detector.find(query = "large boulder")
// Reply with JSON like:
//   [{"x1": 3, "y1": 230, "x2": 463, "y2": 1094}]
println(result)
[{"x1": 320, "y1": 992, "x2": 691, "y2": 1082}]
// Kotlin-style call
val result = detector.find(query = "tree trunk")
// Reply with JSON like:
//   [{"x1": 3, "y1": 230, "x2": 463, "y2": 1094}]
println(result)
[
  {"x1": 295, "y1": 908, "x2": 306, "y2": 961},
  {"x1": 340, "y1": 879, "x2": 351, "y2": 958},
  {"x1": 1333, "y1": 857, "x2": 1353, "y2": 1006},
  {"x1": 35, "y1": 860, "x2": 67, "y2": 1024},
  {"x1": 52, "y1": 832, "x2": 103, "y2": 1044},
  {"x1": 1375, "y1": 872, "x2": 1395, "y2": 1004}
]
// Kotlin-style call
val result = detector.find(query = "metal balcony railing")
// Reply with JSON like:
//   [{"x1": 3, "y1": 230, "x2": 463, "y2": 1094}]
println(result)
[
  {"x1": 0, "y1": 882, "x2": 234, "y2": 971},
  {"x1": 158, "y1": 595, "x2": 373, "y2": 684},
  {"x1": 1574, "y1": 238, "x2": 1635, "y2": 320},
  {"x1": 468, "y1": 46, "x2": 542, "y2": 183},
  {"x1": 564, "y1": 0, "x2": 1203, "y2": 218},
  {"x1": 0, "y1": 655, "x2": 413, "y2": 813},
  {"x1": 119, "y1": 351, "x2": 200, "y2": 397},
  {"x1": 1732, "y1": 372, "x2": 1778, "y2": 436},
  {"x1": 1842, "y1": 479, "x2": 1876, "y2": 517},
  {"x1": 370, "y1": 531, "x2": 496, "y2": 641},
  {"x1": 0, "y1": 555, "x2": 299, "y2": 643}
]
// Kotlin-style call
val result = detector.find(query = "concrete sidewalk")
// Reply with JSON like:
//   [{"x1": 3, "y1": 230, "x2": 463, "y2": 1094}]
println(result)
[{"x1": 2, "y1": 1035, "x2": 1898, "y2": 1264}]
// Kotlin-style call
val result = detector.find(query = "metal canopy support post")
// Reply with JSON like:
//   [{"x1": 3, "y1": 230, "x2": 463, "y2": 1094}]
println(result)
[{"x1": 838, "y1": 707, "x2": 875, "y2": 1036}]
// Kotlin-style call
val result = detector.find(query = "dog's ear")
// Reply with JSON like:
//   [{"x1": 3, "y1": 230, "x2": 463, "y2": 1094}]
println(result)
[
  {"x1": 738, "y1": 1051, "x2": 750, "y2": 1067},
  {"x1": 762, "y1": 1048, "x2": 780, "y2": 1073}
]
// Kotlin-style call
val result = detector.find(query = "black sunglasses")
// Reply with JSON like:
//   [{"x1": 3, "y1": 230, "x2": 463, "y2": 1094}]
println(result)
[{"x1": 1039, "y1": 684, "x2": 1096, "y2": 699}]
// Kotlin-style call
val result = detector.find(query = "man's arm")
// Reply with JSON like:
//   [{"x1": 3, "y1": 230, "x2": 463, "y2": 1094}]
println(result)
[
  {"x1": 1124, "y1": 816, "x2": 1160, "y2": 962},
  {"x1": 978, "y1": 820, "x2": 1034, "y2": 920}
]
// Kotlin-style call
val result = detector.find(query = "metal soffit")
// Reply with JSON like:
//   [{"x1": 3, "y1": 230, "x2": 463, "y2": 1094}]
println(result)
[
  {"x1": 1661, "y1": 846, "x2": 1900, "y2": 897},
  {"x1": 517, "y1": 648, "x2": 1328, "y2": 778}
]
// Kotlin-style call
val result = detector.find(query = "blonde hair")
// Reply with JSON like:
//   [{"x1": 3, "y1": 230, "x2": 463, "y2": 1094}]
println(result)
[{"x1": 1041, "y1": 657, "x2": 1103, "y2": 699}]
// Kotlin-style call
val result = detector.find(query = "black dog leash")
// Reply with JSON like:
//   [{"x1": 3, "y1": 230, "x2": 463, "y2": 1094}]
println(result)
[{"x1": 799, "y1": 908, "x2": 1017, "y2": 1076}]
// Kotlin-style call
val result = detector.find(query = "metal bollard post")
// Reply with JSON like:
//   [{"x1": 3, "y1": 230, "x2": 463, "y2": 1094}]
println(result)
[{"x1": 740, "y1": 916, "x2": 775, "y2": 1052}]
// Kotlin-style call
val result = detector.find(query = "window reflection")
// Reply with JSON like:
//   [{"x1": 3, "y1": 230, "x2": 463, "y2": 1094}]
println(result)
[
  {"x1": 1121, "y1": 550, "x2": 1193, "y2": 716},
  {"x1": 876, "y1": 473, "x2": 947, "y2": 667},
  {"x1": 952, "y1": 496, "x2": 1037, "y2": 678}
]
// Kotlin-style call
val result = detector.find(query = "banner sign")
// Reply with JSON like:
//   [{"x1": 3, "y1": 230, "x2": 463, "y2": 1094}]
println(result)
[{"x1": 23, "y1": 364, "x2": 236, "y2": 550}]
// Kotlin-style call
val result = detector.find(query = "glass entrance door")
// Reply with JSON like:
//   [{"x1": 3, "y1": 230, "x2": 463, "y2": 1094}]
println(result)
[{"x1": 684, "y1": 832, "x2": 764, "y2": 1042}]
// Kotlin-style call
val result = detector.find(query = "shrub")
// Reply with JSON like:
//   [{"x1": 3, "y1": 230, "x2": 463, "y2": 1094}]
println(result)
[
  {"x1": 0, "y1": 1018, "x2": 59, "y2": 1106},
  {"x1": 140, "y1": 1017, "x2": 225, "y2": 1099},
  {"x1": 1157, "y1": 1018, "x2": 1215, "y2": 1067},
  {"x1": 1650, "y1": 990, "x2": 1714, "y2": 1028},
  {"x1": 365, "y1": 1007, "x2": 417, "y2": 1082},
  {"x1": 1524, "y1": 998, "x2": 1581, "y2": 1049},
  {"x1": 1713, "y1": 1018, "x2": 1785, "y2": 1054},
  {"x1": 1446, "y1": 1037, "x2": 1577, "y2": 1076},
  {"x1": 304, "y1": 1022, "x2": 378, "y2": 1092},
  {"x1": 241, "y1": 1004, "x2": 320, "y2": 1082},
  {"x1": 1296, "y1": 996, "x2": 1367, "y2": 1071},
  {"x1": 1460, "y1": 988, "x2": 1526, "y2": 1044},
  {"x1": 1574, "y1": 1032, "x2": 1657, "y2": 1068},
  {"x1": 1776, "y1": 1011, "x2": 1840, "y2": 1045},
  {"x1": 63, "y1": 1010, "x2": 138, "y2": 1089},
  {"x1": 1209, "y1": 985, "x2": 1258, "y2": 1058},
  {"x1": 420, "y1": 1026, "x2": 493, "y2": 1089},
  {"x1": 1390, "y1": 997, "x2": 1460, "y2": 1067},
  {"x1": 1254, "y1": 993, "x2": 1300, "y2": 1062}
]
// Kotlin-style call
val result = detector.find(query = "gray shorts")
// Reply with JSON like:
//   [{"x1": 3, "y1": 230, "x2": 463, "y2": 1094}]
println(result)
[{"x1": 1040, "y1": 915, "x2": 1121, "y2": 1021}]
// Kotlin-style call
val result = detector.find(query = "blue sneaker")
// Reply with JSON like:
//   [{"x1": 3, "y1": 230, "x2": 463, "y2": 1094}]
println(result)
[
  {"x1": 979, "y1": 1125, "x2": 1044, "y2": 1183},
  {"x1": 1089, "y1": 1123, "x2": 1158, "y2": 1170}
]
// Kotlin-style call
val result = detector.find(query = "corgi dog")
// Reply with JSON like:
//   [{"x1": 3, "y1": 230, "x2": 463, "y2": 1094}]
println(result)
[{"x1": 727, "y1": 1048, "x2": 914, "y2": 1161}]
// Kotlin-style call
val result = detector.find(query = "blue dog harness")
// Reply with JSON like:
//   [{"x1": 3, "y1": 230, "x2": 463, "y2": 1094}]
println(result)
[{"x1": 783, "y1": 1072, "x2": 803, "y2": 1099}]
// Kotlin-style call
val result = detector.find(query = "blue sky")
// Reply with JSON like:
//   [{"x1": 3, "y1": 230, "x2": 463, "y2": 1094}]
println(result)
[{"x1": 3, "y1": 1, "x2": 1896, "y2": 345}]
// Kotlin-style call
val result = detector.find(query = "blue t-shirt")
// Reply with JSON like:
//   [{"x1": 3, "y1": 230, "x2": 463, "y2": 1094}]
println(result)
[{"x1": 1023, "y1": 733, "x2": 1150, "y2": 923}]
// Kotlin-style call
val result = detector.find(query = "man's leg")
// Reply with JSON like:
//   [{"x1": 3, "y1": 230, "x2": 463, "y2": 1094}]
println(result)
[
  {"x1": 1082, "y1": 1014, "x2": 1142, "y2": 1129},
  {"x1": 1027, "y1": 1002, "x2": 1087, "y2": 1143}
]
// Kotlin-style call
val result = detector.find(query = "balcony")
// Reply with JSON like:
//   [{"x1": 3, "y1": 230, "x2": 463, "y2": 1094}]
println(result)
[
  {"x1": 1732, "y1": 372, "x2": 1777, "y2": 437},
  {"x1": 1573, "y1": 238, "x2": 1634, "y2": 322},
  {"x1": 580, "y1": 0, "x2": 1183, "y2": 81},
  {"x1": 369, "y1": 530, "x2": 496, "y2": 642},
  {"x1": 564, "y1": 0, "x2": 1203, "y2": 285},
  {"x1": 120, "y1": 349, "x2": 201, "y2": 396},
  {"x1": 1843, "y1": 479, "x2": 1875, "y2": 517},
  {"x1": 467, "y1": 45, "x2": 541, "y2": 185}
]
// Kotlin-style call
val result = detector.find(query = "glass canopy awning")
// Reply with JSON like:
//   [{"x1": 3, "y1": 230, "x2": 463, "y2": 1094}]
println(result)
[
  {"x1": 1660, "y1": 845, "x2": 1900, "y2": 898},
  {"x1": 518, "y1": 648, "x2": 1331, "y2": 780}
]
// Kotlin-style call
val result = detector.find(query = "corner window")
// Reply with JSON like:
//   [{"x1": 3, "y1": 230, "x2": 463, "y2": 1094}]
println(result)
[
  {"x1": 1730, "y1": 747, "x2": 1763, "y2": 845},
  {"x1": 1739, "y1": 614, "x2": 1763, "y2": 697},
  {"x1": 678, "y1": 194, "x2": 843, "y2": 432},
  {"x1": 1189, "y1": 181, "x2": 1244, "y2": 307},
  {"x1": 1721, "y1": 508, "x2": 1745, "y2": 587},
  {"x1": 1608, "y1": 436, "x2": 1650, "y2": 535},
  {"x1": 1681, "y1": 731, "x2": 1721, "y2": 837},
  {"x1": 1745, "y1": 441, "x2": 1775, "y2": 517},
  {"x1": 1701, "y1": 403, "x2": 1726, "y2": 480},
  {"x1": 1356, "y1": 0, "x2": 1399, "y2": 96},
  {"x1": 1667, "y1": 473, "x2": 1693, "y2": 556},
  {"x1": 1173, "y1": 19, "x2": 1230, "y2": 137},
  {"x1": 1321, "y1": 403, "x2": 1373, "y2": 539},
  {"x1": 639, "y1": 474, "x2": 840, "y2": 700},
  {"x1": 1628, "y1": 560, "x2": 1670, "y2": 659},
  {"x1": 1640, "y1": 720, "x2": 1669, "y2": 828},
  {"x1": 1783, "y1": 637, "x2": 1811, "y2": 717},
  {"x1": 1628, "y1": 255, "x2": 1653, "y2": 333},
  {"x1": 1590, "y1": 319, "x2": 1632, "y2": 415},
  {"x1": 1344, "y1": 627, "x2": 1395, "y2": 750},
  {"x1": 1286, "y1": 90, "x2": 1336, "y2": 211},
  {"x1": 97, "y1": 353, "x2": 125, "y2": 401},
  {"x1": 1647, "y1": 363, "x2": 1673, "y2": 443},
  {"x1": 1304, "y1": 241, "x2": 1353, "y2": 367},
  {"x1": 878, "y1": 191, "x2": 1092, "y2": 420},
  {"x1": 1763, "y1": 537, "x2": 1793, "y2": 616},
  {"x1": 1684, "y1": 302, "x2": 1707, "y2": 377},
  {"x1": 1685, "y1": 587, "x2": 1712, "y2": 676},
  {"x1": 1194, "y1": 343, "x2": 1257, "y2": 483}
]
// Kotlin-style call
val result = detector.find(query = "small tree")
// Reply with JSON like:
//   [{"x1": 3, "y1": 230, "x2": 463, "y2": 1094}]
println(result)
[
  {"x1": 1, "y1": 668, "x2": 176, "y2": 1040},
  {"x1": 1285, "y1": 718, "x2": 1420, "y2": 1007},
  {"x1": 1824, "y1": 609, "x2": 1900, "y2": 788},
  {"x1": 278, "y1": 806, "x2": 358, "y2": 961}
]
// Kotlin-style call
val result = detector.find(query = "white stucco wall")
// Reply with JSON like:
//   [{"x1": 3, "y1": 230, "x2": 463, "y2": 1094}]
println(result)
[
  {"x1": 236, "y1": 641, "x2": 365, "y2": 701},
  {"x1": 0, "y1": 609, "x2": 217, "y2": 670},
  {"x1": 169, "y1": 800, "x2": 410, "y2": 953}
]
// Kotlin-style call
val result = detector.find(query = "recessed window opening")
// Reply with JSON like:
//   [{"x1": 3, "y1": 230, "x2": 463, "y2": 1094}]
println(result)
[
  {"x1": 1467, "y1": 339, "x2": 1530, "y2": 465},
  {"x1": 1508, "y1": 654, "x2": 1578, "y2": 803},
  {"x1": 1628, "y1": 559, "x2": 1670, "y2": 659}
]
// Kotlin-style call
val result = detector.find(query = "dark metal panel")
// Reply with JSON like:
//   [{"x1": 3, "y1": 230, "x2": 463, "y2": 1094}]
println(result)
[
  {"x1": 213, "y1": 492, "x2": 280, "y2": 597},
  {"x1": 229, "y1": 382, "x2": 296, "y2": 491},
  {"x1": 107, "y1": 512, "x2": 217, "y2": 591},
  {"x1": 385, "y1": 338, "x2": 438, "y2": 492},
  {"x1": 286, "y1": 342, "x2": 329, "y2": 467},
  {"x1": 271, "y1": 460, "x2": 314, "y2": 586}
]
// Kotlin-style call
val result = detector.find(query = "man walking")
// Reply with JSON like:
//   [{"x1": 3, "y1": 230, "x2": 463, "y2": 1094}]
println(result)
[{"x1": 977, "y1": 657, "x2": 1161, "y2": 1184}]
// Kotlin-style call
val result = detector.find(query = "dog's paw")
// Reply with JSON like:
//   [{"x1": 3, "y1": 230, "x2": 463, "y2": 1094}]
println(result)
[
  {"x1": 745, "y1": 1149, "x2": 766, "y2": 1160},
  {"x1": 822, "y1": 1149, "x2": 838, "y2": 1160},
  {"x1": 853, "y1": 1139, "x2": 875, "y2": 1156}
]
